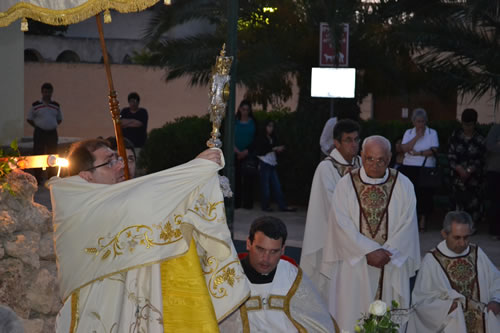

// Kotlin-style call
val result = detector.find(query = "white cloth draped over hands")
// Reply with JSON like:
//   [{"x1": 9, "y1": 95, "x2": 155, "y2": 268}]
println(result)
[
  {"x1": 49, "y1": 153, "x2": 250, "y2": 331},
  {"x1": 322, "y1": 167, "x2": 420, "y2": 332},
  {"x1": 407, "y1": 241, "x2": 500, "y2": 333}
]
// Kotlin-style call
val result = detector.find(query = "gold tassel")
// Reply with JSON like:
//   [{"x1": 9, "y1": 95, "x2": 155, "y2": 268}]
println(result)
[
  {"x1": 103, "y1": 9, "x2": 112, "y2": 24},
  {"x1": 21, "y1": 17, "x2": 28, "y2": 32},
  {"x1": 164, "y1": 0, "x2": 171, "y2": 5}
]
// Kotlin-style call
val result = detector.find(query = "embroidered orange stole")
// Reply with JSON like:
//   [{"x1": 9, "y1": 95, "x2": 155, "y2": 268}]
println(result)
[
  {"x1": 432, "y1": 245, "x2": 485, "y2": 333},
  {"x1": 350, "y1": 168, "x2": 398, "y2": 299}
]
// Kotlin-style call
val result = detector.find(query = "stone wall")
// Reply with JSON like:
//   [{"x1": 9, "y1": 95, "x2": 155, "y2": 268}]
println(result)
[{"x1": 0, "y1": 170, "x2": 60, "y2": 333}]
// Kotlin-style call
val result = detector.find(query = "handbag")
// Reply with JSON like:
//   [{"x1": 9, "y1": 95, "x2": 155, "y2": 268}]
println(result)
[{"x1": 418, "y1": 154, "x2": 443, "y2": 189}]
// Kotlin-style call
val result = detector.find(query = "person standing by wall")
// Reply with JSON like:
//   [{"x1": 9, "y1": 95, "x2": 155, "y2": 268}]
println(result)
[
  {"x1": 234, "y1": 100, "x2": 257, "y2": 209},
  {"x1": 27, "y1": 82, "x2": 63, "y2": 184},
  {"x1": 448, "y1": 108, "x2": 486, "y2": 223},
  {"x1": 255, "y1": 120, "x2": 295, "y2": 212},
  {"x1": 120, "y1": 92, "x2": 148, "y2": 155},
  {"x1": 399, "y1": 108, "x2": 440, "y2": 232}
]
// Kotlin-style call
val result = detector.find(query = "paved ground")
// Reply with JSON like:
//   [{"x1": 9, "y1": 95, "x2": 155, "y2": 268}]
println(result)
[{"x1": 35, "y1": 186, "x2": 500, "y2": 267}]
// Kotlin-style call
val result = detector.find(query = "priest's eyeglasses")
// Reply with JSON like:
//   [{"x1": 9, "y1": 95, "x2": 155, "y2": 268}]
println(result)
[
  {"x1": 365, "y1": 157, "x2": 387, "y2": 167},
  {"x1": 86, "y1": 155, "x2": 124, "y2": 171}
]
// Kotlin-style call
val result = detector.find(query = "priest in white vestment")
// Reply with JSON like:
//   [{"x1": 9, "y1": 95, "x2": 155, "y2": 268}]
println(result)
[
  {"x1": 408, "y1": 211, "x2": 500, "y2": 333},
  {"x1": 50, "y1": 139, "x2": 249, "y2": 332},
  {"x1": 301, "y1": 119, "x2": 361, "y2": 296},
  {"x1": 220, "y1": 216, "x2": 338, "y2": 332},
  {"x1": 322, "y1": 135, "x2": 421, "y2": 332}
]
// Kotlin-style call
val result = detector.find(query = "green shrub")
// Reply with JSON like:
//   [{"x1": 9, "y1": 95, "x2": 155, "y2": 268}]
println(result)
[{"x1": 138, "y1": 116, "x2": 211, "y2": 172}]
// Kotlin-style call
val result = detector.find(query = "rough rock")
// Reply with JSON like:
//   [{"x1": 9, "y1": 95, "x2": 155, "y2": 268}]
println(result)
[
  {"x1": 22, "y1": 318, "x2": 44, "y2": 333},
  {"x1": 27, "y1": 268, "x2": 59, "y2": 315},
  {"x1": 0, "y1": 210, "x2": 17, "y2": 235},
  {"x1": 1, "y1": 169, "x2": 59, "y2": 331},
  {"x1": 38, "y1": 233, "x2": 55, "y2": 261},
  {"x1": 4, "y1": 231, "x2": 41, "y2": 269},
  {"x1": 0, "y1": 258, "x2": 31, "y2": 318}
]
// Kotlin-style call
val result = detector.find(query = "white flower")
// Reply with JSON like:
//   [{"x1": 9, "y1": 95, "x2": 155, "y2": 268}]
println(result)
[{"x1": 368, "y1": 300, "x2": 387, "y2": 316}]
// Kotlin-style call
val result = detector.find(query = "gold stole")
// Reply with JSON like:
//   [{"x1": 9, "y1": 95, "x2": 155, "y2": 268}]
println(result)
[
  {"x1": 160, "y1": 238, "x2": 219, "y2": 333},
  {"x1": 325, "y1": 155, "x2": 361, "y2": 178},
  {"x1": 350, "y1": 168, "x2": 398, "y2": 299},
  {"x1": 432, "y1": 245, "x2": 485, "y2": 333}
]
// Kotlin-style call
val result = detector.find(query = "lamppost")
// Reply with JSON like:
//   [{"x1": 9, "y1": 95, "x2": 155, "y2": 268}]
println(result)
[{"x1": 224, "y1": 0, "x2": 238, "y2": 236}]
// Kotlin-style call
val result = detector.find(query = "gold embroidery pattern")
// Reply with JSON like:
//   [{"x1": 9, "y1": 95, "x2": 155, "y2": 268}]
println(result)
[
  {"x1": 268, "y1": 295, "x2": 286, "y2": 310},
  {"x1": 244, "y1": 296, "x2": 263, "y2": 311},
  {"x1": 188, "y1": 194, "x2": 224, "y2": 222},
  {"x1": 0, "y1": 0, "x2": 159, "y2": 28},
  {"x1": 84, "y1": 216, "x2": 183, "y2": 260},
  {"x1": 432, "y1": 245, "x2": 484, "y2": 333},
  {"x1": 326, "y1": 156, "x2": 361, "y2": 177},
  {"x1": 202, "y1": 256, "x2": 243, "y2": 298},
  {"x1": 70, "y1": 291, "x2": 80, "y2": 333},
  {"x1": 350, "y1": 169, "x2": 398, "y2": 245}
]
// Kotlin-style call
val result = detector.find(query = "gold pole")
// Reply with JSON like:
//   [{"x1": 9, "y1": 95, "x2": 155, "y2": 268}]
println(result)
[{"x1": 95, "y1": 13, "x2": 130, "y2": 180}]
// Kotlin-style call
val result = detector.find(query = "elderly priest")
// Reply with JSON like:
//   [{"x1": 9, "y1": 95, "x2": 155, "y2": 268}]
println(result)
[
  {"x1": 408, "y1": 211, "x2": 500, "y2": 333},
  {"x1": 322, "y1": 135, "x2": 421, "y2": 332}
]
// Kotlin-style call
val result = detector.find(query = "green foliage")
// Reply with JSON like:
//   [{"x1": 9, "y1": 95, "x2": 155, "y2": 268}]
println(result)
[
  {"x1": 0, "y1": 140, "x2": 22, "y2": 194},
  {"x1": 356, "y1": 300, "x2": 400, "y2": 333},
  {"x1": 138, "y1": 116, "x2": 212, "y2": 172}
]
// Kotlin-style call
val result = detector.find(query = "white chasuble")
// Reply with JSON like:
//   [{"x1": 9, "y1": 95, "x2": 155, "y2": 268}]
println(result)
[
  {"x1": 49, "y1": 154, "x2": 250, "y2": 332},
  {"x1": 323, "y1": 167, "x2": 420, "y2": 332},
  {"x1": 408, "y1": 240, "x2": 500, "y2": 333},
  {"x1": 219, "y1": 260, "x2": 338, "y2": 333},
  {"x1": 301, "y1": 149, "x2": 361, "y2": 297}
]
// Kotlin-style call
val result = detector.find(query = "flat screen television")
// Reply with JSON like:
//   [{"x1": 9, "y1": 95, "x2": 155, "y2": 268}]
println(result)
[{"x1": 310, "y1": 67, "x2": 356, "y2": 98}]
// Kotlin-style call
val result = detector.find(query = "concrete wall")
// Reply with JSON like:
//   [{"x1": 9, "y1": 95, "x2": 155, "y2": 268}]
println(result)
[
  {"x1": 457, "y1": 92, "x2": 499, "y2": 124},
  {"x1": 23, "y1": 63, "x2": 299, "y2": 140},
  {"x1": 0, "y1": 24, "x2": 24, "y2": 146}
]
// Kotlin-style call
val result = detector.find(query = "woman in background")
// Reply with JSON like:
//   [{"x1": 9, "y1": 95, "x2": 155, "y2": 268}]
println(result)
[
  {"x1": 234, "y1": 100, "x2": 257, "y2": 209},
  {"x1": 399, "y1": 108, "x2": 439, "y2": 231},
  {"x1": 255, "y1": 120, "x2": 295, "y2": 212}
]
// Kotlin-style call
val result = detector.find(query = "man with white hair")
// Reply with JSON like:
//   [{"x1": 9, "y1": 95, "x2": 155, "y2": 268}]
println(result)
[
  {"x1": 322, "y1": 135, "x2": 421, "y2": 332},
  {"x1": 408, "y1": 211, "x2": 500, "y2": 333}
]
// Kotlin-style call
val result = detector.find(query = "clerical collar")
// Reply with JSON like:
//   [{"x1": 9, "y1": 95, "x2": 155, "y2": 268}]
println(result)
[
  {"x1": 437, "y1": 240, "x2": 470, "y2": 257},
  {"x1": 331, "y1": 149, "x2": 355, "y2": 165},
  {"x1": 360, "y1": 167, "x2": 389, "y2": 184},
  {"x1": 241, "y1": 256, "x2": 277, "y2": 284}
]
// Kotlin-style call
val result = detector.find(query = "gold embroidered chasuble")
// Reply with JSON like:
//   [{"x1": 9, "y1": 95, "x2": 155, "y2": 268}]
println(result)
[
  {"x1": 349, "y1": 168, "x2": 398, "y2": 246},
  {"x1": 325, "y1": 155, "x2": 361, "y2": 178},
  {"x1": 432, "y1": 245, "x2": 485, "y2": 333},
  {"x1": 49, "y1": 156, "x2": 250, "y2": 332},
  {"x1": 349, "y1": 168, "x2": 398, "y2": 299}
]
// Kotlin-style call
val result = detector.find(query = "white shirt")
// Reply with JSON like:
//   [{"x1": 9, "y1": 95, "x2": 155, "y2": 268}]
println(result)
[
  {"x1": 402, "y1": 127, "x2": 439, "y2": 167},
  {"x1": 319, "y1": 117, "x2": 337, "y2": 156}
]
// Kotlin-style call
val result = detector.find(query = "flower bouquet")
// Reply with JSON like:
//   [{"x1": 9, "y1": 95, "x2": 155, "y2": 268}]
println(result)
[{"x1": 354, "y1": 300, "x2": 400, "y2": 333}]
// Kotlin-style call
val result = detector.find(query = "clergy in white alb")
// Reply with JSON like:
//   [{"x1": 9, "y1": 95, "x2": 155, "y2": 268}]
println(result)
[
  {"x1": 220, "y1": 216, "x2": 338, "y2": 333},
  {"x1": 301, "y1": 119, "x2": 361, "y2": 296},
  {"x1": 322, "y1": 135, "x2": 421, "y2": 332},
  {"x1": 50, "y1": 139, "x2": 249, "y2": 332},
  {"x1": 407, "y1": 211, "x2": 500, "y2": 333}
]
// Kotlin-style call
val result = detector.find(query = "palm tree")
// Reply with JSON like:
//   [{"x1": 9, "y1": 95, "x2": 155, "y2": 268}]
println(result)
[{"x1": 392, "y1": 0, "x2": 500, "y2": 105}]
